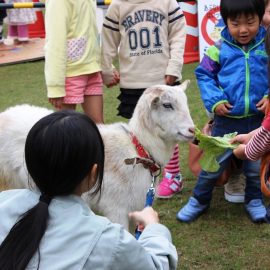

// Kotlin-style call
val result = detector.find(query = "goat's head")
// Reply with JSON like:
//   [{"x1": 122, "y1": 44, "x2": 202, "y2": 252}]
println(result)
[{"x1": 131, "y1": 80, "x2": 195, "y2": 144}]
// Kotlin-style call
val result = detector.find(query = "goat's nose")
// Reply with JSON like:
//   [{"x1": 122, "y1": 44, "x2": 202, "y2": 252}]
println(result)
[{"x1": 188, "y1": 127, "x2": 195, "y2": 134}]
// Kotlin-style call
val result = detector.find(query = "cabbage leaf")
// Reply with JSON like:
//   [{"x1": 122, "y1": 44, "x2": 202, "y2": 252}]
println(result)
[{"x1": 195, "y1": 127, "x2": 239, "y2": 172}]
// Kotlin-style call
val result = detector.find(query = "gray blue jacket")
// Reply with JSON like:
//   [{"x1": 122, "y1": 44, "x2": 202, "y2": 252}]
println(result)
[
  {"x1": 195, "y1": 26, "x2": 268, "y2": 118},
  {"x1": 0, "y1": 189, "x2": 178, "y2": 270}
]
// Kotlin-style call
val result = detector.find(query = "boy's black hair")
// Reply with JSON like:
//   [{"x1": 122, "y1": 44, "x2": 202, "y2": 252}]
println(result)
[{"x1": 220, "y1": 0, "x2": 265, "y2": 25}]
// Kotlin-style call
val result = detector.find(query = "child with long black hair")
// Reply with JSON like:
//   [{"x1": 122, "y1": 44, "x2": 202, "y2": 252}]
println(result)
[{"x1": 0, "y1": 110, "x2": 177, "y2": 269}]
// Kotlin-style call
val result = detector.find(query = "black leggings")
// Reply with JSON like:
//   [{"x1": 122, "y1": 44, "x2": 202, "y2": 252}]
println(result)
[{"x1": 117, "y1": 81, "x2": 180, "y2": 119}]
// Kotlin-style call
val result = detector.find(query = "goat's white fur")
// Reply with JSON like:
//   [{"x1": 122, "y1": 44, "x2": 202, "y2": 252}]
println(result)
[{"x1": 0, "y1": 81, "x2": 194, "y2": 230}]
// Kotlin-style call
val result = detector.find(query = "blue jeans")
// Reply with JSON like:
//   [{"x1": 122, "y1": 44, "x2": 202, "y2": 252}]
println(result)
[{"x1": 193, "y1": 114, "x2": 264, "y2": 205}]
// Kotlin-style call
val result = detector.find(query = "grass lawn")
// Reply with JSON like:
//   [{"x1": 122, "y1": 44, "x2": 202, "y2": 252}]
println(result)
[{"x1": 1, "y1": 61, "x2": 270, "y2": 269}]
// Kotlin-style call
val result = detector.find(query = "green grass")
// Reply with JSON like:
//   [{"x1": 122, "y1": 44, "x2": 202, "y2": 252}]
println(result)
[{"x1": 1, "y1": 61, "x2": 270, "y2": 269}]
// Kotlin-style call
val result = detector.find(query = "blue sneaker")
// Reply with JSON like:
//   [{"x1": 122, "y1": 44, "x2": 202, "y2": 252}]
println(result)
[
  {"x1": 266, "y1": 205, "x2": 270, "y2": 224},
  {"x1": 177, "y1": 197, "x2": 209, "y2": 223},
  {"x1": 245, "y1": 199, "x2": 266, "y2": 223}
]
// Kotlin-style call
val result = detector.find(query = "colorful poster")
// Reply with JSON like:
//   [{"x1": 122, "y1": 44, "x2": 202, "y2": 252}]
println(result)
[{"x1": 197, "y1": 0, "x2": 225, "y2": 61}]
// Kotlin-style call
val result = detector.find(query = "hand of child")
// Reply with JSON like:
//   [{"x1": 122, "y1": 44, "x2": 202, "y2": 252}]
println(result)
[
  {"x1": 256, "y1": 97, "x2": 269, "y2": 113},
  {"x1": 214, "y1": 102, "x2": 233, "y2": 116},
  {"x1": 48, "y1": 97, "x2": 64, "y2": 110},
  {"x1": 128, "y1": 207, "x2": 159, "y2": 231},
  {"x1": 230, "y1": 133, "x2": 251, "y2": 145},
  {"x1": 233, "y1": 144, "x2": 247, "y2": 160},
  {"x1": 107, "y1": 70, "x2": 120, "y2": 88},
  {"x1": 230, "y1": 128, "x2": 258, "y2": 145},
  {"x1": 165, "y1": 75, "x2": 177, "y2": 86}
]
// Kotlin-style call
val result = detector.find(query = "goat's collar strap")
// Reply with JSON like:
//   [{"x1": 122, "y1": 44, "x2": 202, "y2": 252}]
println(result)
[
  {"x1": 128, "y1": 133, "x2": 161, "y2": 176},
  {"x1": 131, "y1": 134, "x2": 149, "y2": 159}
]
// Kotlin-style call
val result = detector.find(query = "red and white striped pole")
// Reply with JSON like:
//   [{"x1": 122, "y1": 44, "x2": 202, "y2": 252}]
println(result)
[{"x1": 179, "y1": 1, "x2": 199, "y2": 63}]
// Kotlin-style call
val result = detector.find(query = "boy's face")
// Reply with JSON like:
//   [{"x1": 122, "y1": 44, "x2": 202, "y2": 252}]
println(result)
[{"x1": 227, "y1": 13, "x2": 260, "y2": 45}]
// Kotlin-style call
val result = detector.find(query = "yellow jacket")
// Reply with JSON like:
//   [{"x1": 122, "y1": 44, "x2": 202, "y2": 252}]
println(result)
[{"x1": 45, "y1": 0, "x2": 101, "y2": 98}]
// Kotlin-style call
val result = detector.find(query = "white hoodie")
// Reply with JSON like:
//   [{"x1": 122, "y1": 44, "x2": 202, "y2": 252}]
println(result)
[{"x1": 101, "y1": 0, "x2": 186, "y2": 88}]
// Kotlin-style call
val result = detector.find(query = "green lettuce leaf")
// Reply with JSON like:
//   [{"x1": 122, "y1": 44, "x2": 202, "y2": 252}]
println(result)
[{"x1": 195, "y1": 127, "x2": 239, "y2": 172}]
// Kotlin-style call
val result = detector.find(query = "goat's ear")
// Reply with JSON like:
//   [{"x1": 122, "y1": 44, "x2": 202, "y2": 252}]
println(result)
[
  {"x1": 151, "y1": 96, "x2": 160, "y2": 109},
  {"x1": 179, "y1": 80, "x2": 190, "y2": 92}
]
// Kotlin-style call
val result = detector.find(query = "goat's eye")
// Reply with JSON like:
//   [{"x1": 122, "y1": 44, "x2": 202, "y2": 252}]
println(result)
[{"x1": 163, "y1": 103, "x2": 174, "y2": 110}]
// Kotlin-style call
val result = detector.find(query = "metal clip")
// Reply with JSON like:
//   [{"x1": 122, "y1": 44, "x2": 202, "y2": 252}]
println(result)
[{"x1": 150, "y1": 175, "x2": 157, "y2": 188}]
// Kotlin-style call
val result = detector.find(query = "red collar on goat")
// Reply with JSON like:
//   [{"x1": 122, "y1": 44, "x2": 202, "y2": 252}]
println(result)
[{"x1": 124, "y1": 133, "x2": 161, "y2": 176}]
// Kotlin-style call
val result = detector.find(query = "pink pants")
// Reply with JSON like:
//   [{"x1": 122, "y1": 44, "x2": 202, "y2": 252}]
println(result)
[
  {"x1": 64, "y1": 72, "x2": 103, "y2": 104},
  {"x1": 8, "y1": 24, "x2": 29, "y2": 41}
]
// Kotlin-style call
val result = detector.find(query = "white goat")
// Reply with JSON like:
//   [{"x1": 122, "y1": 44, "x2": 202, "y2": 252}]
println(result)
[
  {"x1": 0, "y1": 81, "x2": 194, "y2": 230},
  {"x1": 0, "y1": 105, "x2": 53, "y2": 189}
]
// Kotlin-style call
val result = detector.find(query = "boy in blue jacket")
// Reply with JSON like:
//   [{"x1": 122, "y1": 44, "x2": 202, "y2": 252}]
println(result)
[{"x1": 178, "y1": 0, "x2": 269, "y2": 223}]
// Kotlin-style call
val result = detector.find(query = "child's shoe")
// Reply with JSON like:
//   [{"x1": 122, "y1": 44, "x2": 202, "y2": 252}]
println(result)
[
  {"x1": 176, "y1": 196, "x2": 209, "y2": 223},
  {"x1": 265, "y1": 205, "x2": 270, "y2": 223},
  {"x1": 156, "y1": 172, "x2": 183, "y2": 198},
  {"x1": 224, "y1": 172, "x2": 245, "y2": 203},
  {"x1": 3, "y1": 38, "x2": 15, "y2": 46},
  {"x1": 245, "y1": 199, "x2": 266, "y2": 223}
]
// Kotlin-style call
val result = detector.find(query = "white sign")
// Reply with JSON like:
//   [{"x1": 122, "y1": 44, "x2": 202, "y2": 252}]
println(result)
[
  {"x1": 197, "y1": 0, "x2": 225, "y2": 61},
  {"x1": 96, "y1": 6, "x2": 108, "y2": 45}
]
